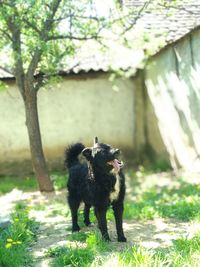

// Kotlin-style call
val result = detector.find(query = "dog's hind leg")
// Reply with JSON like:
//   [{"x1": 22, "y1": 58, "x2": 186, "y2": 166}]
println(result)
[
  {"x1": 112, "y1": 202, "x2": 126, "y2": 242},
  {"x1": 95, "y1": 207, "x2": 110, "y2": 241},
  {"x1": 68, "y1": 197, "x2": 81, "y2": 232},
  {"x1": 84, "y1": 203, "x2": 92, "y2": 226}
]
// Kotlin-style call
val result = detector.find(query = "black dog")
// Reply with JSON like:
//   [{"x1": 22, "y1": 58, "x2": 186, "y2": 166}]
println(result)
[{"x1": 65, "y1": 137, "x2": 126, "y2": 242}]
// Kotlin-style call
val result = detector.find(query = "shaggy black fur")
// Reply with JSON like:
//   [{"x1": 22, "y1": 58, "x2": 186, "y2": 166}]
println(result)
[{"x1": 65, "y1": 139, "x2": 126, "y2": 242}]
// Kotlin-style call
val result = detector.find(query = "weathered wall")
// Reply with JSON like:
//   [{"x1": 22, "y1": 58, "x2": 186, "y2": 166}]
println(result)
[
  {"x1": 145, "y1": 29, "x2": 200, "y2": 171},
  {"x1": 0, "y1": 73, "x2": 135, "y2": 174},
  {"x1": 2, "y1": 28, "x2": 200, "y2": 175},
  {"x1": 133, "y1": 71, "x2": 170, "y2": 167}
]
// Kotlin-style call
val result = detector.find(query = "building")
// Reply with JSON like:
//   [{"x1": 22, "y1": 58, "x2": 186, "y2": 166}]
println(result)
[{"x1": 1, "y1": 0, "x2": 200, "y2": 174}]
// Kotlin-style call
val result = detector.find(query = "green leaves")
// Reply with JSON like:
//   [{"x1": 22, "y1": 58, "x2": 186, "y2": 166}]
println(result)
[
  {"x1": 0, "y1": 0, "x2": 111, "y2": 80},
  {"x1": 0, "y1": 81, "x2": 8, "y2": 92}
]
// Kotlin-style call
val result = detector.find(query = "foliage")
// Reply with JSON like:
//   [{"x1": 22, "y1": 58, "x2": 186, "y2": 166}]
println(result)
[
  {"x1": 0, "y1": 81, "x2": 8, "y2": 92},
  {"x1": 0, "y1": 201, "x2": 39, "y2": 267},
  {"x1": 0, "y1": 0, "x2": 115, "y2": 192},
  {"x1": 0, "y1": 0, "x2": 110, "y2": 77}
]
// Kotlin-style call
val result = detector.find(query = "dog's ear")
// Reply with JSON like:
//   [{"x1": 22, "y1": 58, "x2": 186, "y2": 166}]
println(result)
[{"x1": 82, "y1": 148, "x2": 92, "y2": 160}]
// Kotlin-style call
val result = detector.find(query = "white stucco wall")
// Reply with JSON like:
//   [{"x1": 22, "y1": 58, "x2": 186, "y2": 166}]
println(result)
[
  {"x1": 145, "y1": 29, "x2": 200, "y2": 171},
  {"x1": 0, "y1": 73, "x2": 135, "y2": 173}
]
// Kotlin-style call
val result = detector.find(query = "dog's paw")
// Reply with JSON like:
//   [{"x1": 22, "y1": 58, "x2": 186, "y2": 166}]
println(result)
[
  {"x1": 86, "y1": 222, "x2": 94, "y2": 227},
  {"x1": 118, "y1": 236, "x2": 127, "y2": 242},
  {"x1": 102, "y1": 234, "x2": 111, "y2": 242},
  {"x1": 72, "y1": 225, "x2": 80, "y2": 232},
  {"x1": 84, "y1": 220, "x2": 93, "y2": 227}
]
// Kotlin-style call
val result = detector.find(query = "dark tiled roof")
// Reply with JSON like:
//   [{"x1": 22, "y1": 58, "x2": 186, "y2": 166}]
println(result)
[
  {"x1": 0, "y1": 68, "x2": 13, "y2": 79},
  {"x1": 124, "y1": 0, "x2": 200, "y2": 43},
  {"x1": 62, "y1": 0, "x2": 200, "y2": 74}
]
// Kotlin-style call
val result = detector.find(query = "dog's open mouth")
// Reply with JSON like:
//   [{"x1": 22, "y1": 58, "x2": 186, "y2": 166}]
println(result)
[{"x1": 107, "y1": 159, "x2": 124, "y2": 173}]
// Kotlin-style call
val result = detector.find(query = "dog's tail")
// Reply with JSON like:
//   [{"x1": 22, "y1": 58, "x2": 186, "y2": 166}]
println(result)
[{"x1": 64, "y1": 143, "x2": 85, "y2": 169}]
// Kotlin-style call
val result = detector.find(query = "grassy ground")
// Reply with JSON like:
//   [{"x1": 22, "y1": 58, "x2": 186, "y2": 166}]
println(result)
[
  {"x1": 0, "y1": 175, "x2": 38, "y2": 195},
  {"x1": 46, "y1": 230, "x2": 200, "y2": 267},
  {"x1": 0, "y1": 202, "x2": 39, "y2": 267},
  {"x1": 0, "y1": 168, "x2": 200, "y2": 266},
  {"x1": 0, "y1": 172, "x2": 67, "y2": 195}
]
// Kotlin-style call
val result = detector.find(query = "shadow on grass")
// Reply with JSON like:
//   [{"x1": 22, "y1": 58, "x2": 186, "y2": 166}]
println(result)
[{"x1": 124, "y1": 179, "x2": 200, "y2": 221}]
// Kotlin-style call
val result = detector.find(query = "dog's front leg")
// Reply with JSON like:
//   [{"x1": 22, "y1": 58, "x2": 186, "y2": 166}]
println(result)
[
  {"x1": 95, "y1": 207, "x2": 110, "y2": 241},
  {"x1": 84, "y1": 203, "x2": 92, "y2": 226},
  {"x1": 68, "y1": 197, "x2": 81, "y2": 232},
  {"x1": 112, "y1": 202, "x2": 126, "y2": 242}
]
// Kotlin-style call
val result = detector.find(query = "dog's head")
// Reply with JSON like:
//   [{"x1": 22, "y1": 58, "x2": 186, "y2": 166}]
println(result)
[{"x1": 82, "y1": 137, "x2": 123, "y2": 173}]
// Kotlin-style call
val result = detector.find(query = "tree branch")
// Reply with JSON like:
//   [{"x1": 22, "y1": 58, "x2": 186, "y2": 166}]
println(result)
[
  {"x1": 6, "y1": 15, "x2": 25, "y2": 99},
  {"x1": 120, "y1": 0, "x2": 152, "y2": 34},
  {"x1": 42, "y1": 0, "x2": 63, "y2": 37},
  {"x1": 0, "y1": 27, "x2": 13, "y2": 41},
  {"x1": 47, "y1": 34, "x2": 101, "y2": 41},
  {"x1": 26, "y1": 0, "x2": 62, "y2": 85},
  {"x1": 26, "y1": 49, "x2": 42, "y2": 87},
  {"x1": 22, "y1": 18, "x2": 41, "y2": 35},
  {"x1": 157, "y1": 2, "x2": 199, "y2": 15},
  {"x1": 34, "y1": 61, "x2": 81, "y2": 91}
]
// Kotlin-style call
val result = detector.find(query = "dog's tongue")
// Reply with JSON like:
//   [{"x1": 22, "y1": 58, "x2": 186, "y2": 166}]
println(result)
[{"x1": 111, "y1": 159, "x2": 123, "y2": 173}]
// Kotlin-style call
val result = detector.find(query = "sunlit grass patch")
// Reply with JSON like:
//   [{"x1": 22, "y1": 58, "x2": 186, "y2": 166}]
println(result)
[
  {"x1": 86, "y1": 231, "x2": 111, "y2": 252},
  {"x1": 47, "y1": 231, "x2": 110, "y2": 267},
  {"x1": 118, "y1": 246, "x2": 167, "y2": 267},
  {"x1": 0, "y1": 172, "x2": 68, "y2": 195},
  {"x1": 68, "y1": 231, "x2": 89, "y2": 242},
  {"x1": 156, "y1": 232, "x2": 200, "y2": 266},
  {"x1": 51, "y1": 172, "x2": 68, "y2": 190},
  {"x1": 124, "y1": 181, "x2": 200, "y2": 221},
  {"x1": 172, "y1": 232, "x2": 200, "y2": 255},
  {"x1": 47, "y1": 232, "x2": 200, "y2": 267},
  {"x1": 48, "y1": 245, "x2": 94, "y2": 267},
  {"x1": 0, "y1": 175, "x2": 37, "y2": 194},
  {"x1": 124, "y1": 202, "x2": 158, "y2": 220},
  {"x1": 0, "y1": 201, "x2": 39, "y2": 267}
]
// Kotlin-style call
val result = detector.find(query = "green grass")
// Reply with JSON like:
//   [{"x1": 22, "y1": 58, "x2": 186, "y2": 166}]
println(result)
[
  {"x1": 1, "y1": 169, "x2": 200, "y2": 266},
  {"x1": 47, "y1": 230, "x2": 200, "y2": 267},
  {"x1": 123, "y1": 180, "x2": 200, "y2": 221},
  {"x1": 0, "y1": 201, "x2": 39, "y2": 267},
  {"x1": 47, "y1": 231, "x2": 112, "y2": 267},
  {"x1": 117, "y1": 235, "x2": 200, "y2": 267},
  {"x1": 50, "y1": 173, "x2": 200, "y2": 224},
  {"x1": 0, "y1": 172, "x2": 68, "y2": 195},
  {"x1": 0, "y1": 175, "x2": 38, "y2": 195},
  {"x1": 48, "y1": 246, "x2": 94, "y2": 267},
  {"x1": 51, "y1": 172, "x2": 68, "y2": 190}
]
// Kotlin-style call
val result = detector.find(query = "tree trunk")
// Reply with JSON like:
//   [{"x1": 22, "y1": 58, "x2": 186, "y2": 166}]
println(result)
[{"x1": 24, "y1": 87, "x2": 54, "y2": 192}]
